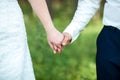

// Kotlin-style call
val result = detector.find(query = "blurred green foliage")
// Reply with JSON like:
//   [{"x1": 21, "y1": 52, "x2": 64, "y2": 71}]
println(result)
[{"x1": 19, "y1": 1, "x2": 103, "y2": 80}]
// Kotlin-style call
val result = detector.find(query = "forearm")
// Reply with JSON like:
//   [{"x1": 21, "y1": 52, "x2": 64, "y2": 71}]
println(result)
[
  {"x1": 64, "y1": 0, "x2": 101, "y2": 42},
  {"x1": 28, "y1": 0, "x2": 64, "y2": 53},
  {"x1": 70, "y1": 0, "x2": 101, "y2": 29},
  {"x1": 28, "y1": 0, "x2": 55, "y2": 34}
]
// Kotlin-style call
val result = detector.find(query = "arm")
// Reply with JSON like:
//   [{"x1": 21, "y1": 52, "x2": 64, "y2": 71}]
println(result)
[
  {"x1": 28, "y1": 0, "x2": 54, "y2": 33},
  {"x1": 63, "y1": 0, "x2": 101, "y2": 45},
  {"x1": 28, "y1": 0, "x2": 63, "y2": 53}
]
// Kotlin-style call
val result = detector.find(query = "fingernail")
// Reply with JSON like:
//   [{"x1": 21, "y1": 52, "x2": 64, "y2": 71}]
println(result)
[{"x1": 53, "y1": 50, "x2": 56, "y2": 54}]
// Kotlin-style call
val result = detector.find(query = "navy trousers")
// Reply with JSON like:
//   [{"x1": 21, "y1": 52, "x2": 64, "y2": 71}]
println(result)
[{"x1": 96, "y1": 26, "x2": 120, "y2": 80}]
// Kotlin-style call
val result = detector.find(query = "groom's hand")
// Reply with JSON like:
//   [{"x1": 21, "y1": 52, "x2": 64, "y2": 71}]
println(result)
[{"x1": 62, "y1": 32, "x2": 72, "y2": 46}]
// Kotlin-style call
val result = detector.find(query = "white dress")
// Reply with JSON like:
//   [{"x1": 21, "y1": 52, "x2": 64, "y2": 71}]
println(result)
[{"x1": 0, "y1": 0, "x2": 35, "y2": 80}]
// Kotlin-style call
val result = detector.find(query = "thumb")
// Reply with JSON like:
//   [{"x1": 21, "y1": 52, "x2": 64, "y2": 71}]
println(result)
[
  {"x1": 62, "y1": 32, "x2": 72, "y2": 46},
  {"x1": 62, "y1": 34, "x2": 69, "y2": 46}
]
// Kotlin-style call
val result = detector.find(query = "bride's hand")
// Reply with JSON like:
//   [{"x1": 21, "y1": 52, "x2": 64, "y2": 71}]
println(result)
[{"x1": 47, "y1": 28, "x2": 64, "y2": 53}]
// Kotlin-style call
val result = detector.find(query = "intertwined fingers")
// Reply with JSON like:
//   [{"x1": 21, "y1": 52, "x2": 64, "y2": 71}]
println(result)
[
  {"x1": 62, "y1": 32, "x2": 72, "y2": 46},
  {"x1": 49, "y1": 32, "x2": 72, "y2": 54}
]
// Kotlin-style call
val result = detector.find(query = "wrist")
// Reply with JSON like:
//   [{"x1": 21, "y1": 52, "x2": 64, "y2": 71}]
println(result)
[{"x1": 46, "y1": 26, "x2": 56, "y2": 35}]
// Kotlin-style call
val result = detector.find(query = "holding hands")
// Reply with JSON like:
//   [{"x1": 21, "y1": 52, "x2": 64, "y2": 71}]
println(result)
[
  {"x1": 29, "y1": 0, "x2": 72, "y2": 54},
  {"x1": 47, "y1": 30, "x2": 72, "y2": 54}
]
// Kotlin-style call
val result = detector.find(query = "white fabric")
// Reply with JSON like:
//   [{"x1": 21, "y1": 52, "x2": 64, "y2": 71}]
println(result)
[
  {"x1": 0, "y1": 0, "x2": 35, "y2": 80},
  {"x1": 64, "y1": 0, "x2": 120, "y2": 42},
  {"x1": 103, "y1": 0, "x2": 120, "y2": 28}
]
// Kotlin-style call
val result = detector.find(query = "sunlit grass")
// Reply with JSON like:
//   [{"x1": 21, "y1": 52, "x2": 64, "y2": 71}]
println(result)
[
  {"x1": 24, "y1": 13, "x2": 103, "y2": 80},
  {"x1": 21, "y1": 2, "x2": 104, "y2": 79}
]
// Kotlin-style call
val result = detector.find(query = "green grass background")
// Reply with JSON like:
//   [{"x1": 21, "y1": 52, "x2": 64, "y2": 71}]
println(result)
[{"x1": 20, "y1": 2, "x2": 103, "y2": 80}]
